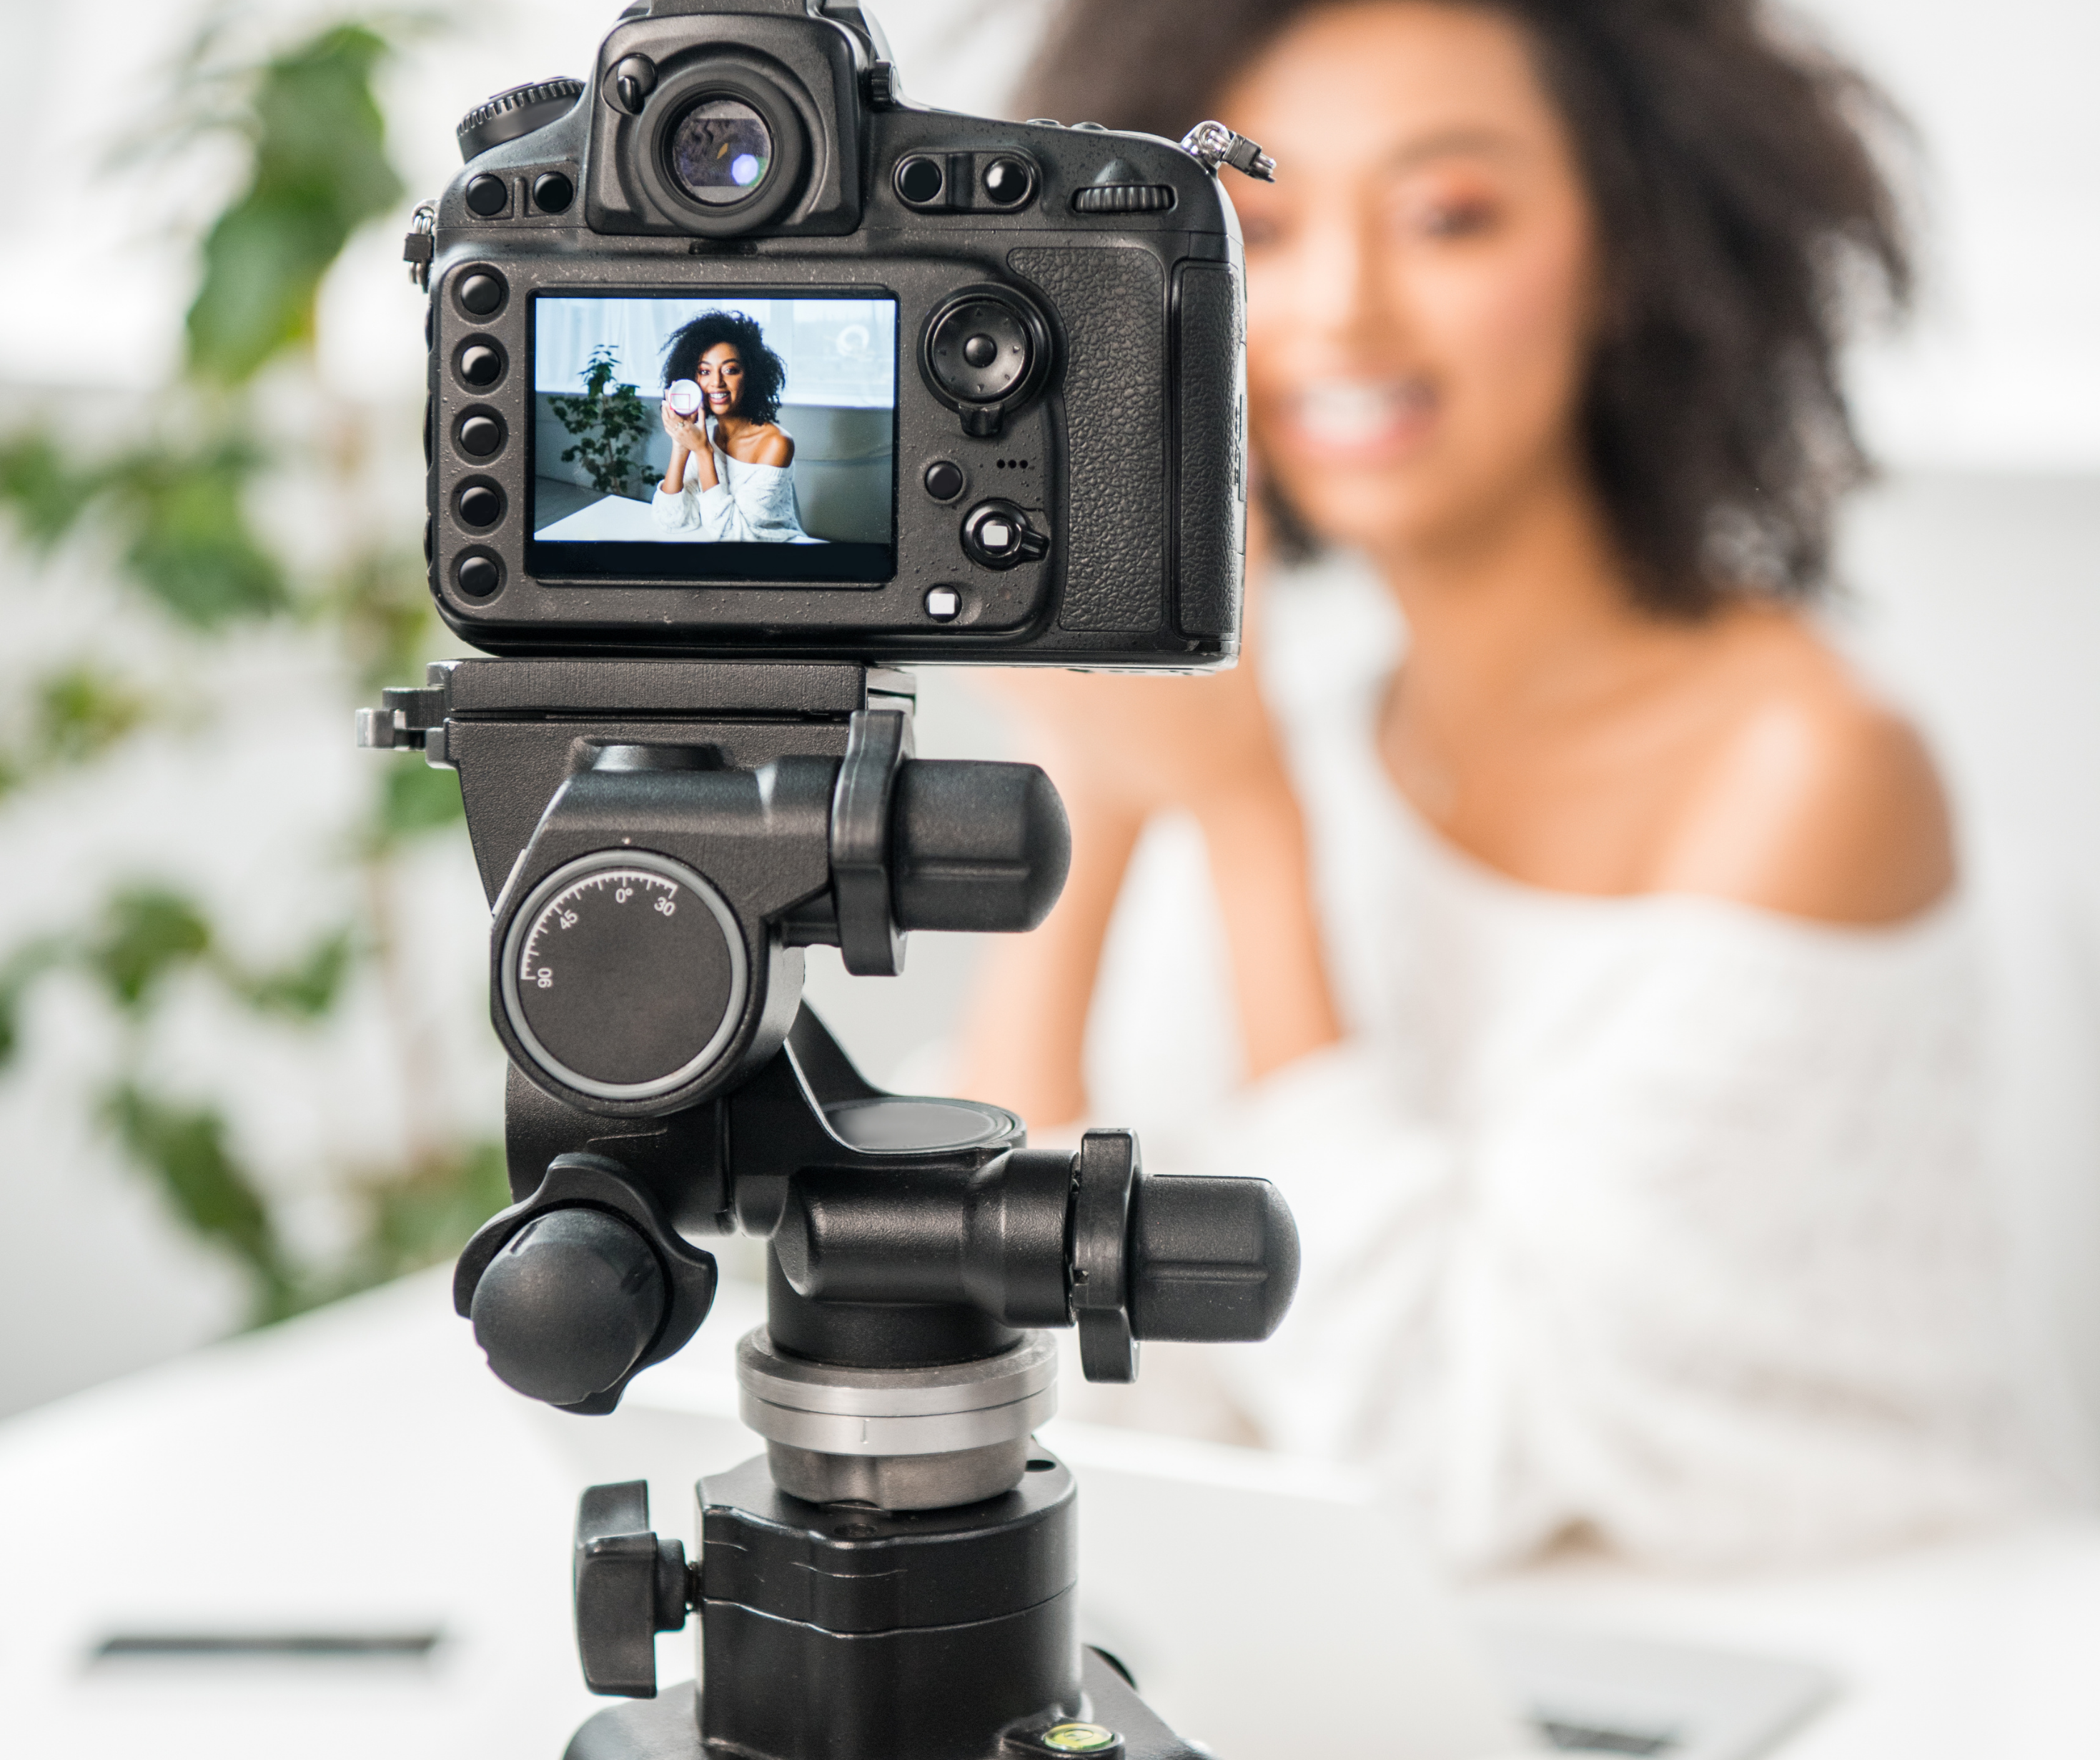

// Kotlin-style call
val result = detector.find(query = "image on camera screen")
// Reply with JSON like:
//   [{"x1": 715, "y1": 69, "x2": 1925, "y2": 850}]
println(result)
[{"x1": 528, "y1": 293, "x2": 897, "y2": 583}]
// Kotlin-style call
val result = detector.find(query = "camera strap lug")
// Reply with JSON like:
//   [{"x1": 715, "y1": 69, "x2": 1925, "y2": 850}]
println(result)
[
  {"x1": 402, "y1": 199, "x2": 436, "y2": 289},
  {"x1": 1179, "y1": 120, "x2": 1277, "y2": 183}
]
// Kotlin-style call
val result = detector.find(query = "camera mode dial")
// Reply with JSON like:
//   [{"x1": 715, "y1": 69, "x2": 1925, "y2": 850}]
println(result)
[
  {"x1": 457, "y1": 78, "x2": 585, "y2": 162},
  {"x1": 500, "y1": 850, "x2": 748, "y2": 1106},
  {"x1": 921, "y1": 287, "x2": 1051, "y2": 439}
]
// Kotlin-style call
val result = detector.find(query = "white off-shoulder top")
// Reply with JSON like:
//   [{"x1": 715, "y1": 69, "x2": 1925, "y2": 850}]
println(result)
[
  {"x1": 1074, "y1": 560, "x2": 2032, "y2": 1571},
  {"x1": 652, "y1": 438, "x2": 812, "y2": 543}
]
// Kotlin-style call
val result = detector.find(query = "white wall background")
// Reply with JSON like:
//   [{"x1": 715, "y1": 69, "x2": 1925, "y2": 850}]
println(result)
[{"x1": 1, "y1": 0, "x2": 2095, "y2": 1418}]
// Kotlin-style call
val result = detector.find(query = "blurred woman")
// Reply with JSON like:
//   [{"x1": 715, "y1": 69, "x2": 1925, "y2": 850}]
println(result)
[
  {"x1": 960, "y1": 0, "x2": 2033, "y2": 1568},
  {"x1": 654, "y1": 310, "x2": 808, "y2": 542}
]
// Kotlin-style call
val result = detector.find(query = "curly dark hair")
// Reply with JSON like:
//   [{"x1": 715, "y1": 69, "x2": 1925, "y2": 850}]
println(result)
[
  {"x1": 1019, "y1": 0, "x2": 1914, "y2": 613},
  {"x1": 661, "y1": 309, "x2": 788, "y2": 427}
]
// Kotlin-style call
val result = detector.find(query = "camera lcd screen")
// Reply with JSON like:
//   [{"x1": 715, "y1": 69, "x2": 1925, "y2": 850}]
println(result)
[{"x1": 528, "y1": 294, "x2": 897, "y2": 583}]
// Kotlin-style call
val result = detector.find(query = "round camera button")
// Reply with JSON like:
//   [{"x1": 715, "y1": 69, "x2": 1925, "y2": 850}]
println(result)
[
  {"x1": 981, "y1": 156, "x2": 1035, "y2": 207},
  {"x1": 455, "y1": 482, "x2": 505, "y2": 530},
  {"x1": 457, "y1": 412, "x2": 505, "y2": 458},
  {"x1": 455, "y1": 552, "x2": 502, "y2": 598},
  {"x1": 464, "y1": 174, "x2": 508, "y2": 218},
  {"x1": 458, "y1": 271, "x2": 505, "y2": 316},
  {"x1": 923, "y1": 460, "x2": 966, "y2": 502},
  {"x1": 895, "y1": 155, "x2": 943, "y2": 206},
  {"x1": 457, "y1": 342, "x2": 505, "y2": 389},
  {"x1": 532, "y1": 171, "x2": 574, "y2": 214},
  {"x1": 963, "y1": 333, "x2": 999, "y2": 369}
]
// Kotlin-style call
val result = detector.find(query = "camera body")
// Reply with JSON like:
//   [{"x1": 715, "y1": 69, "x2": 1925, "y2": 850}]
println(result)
[{"x1": 423, "y1": 0, "x2": 1248, "y2": 667}]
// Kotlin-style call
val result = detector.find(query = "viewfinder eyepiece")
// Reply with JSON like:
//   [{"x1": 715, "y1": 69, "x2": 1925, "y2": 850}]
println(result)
[{"x1": 667, "y1": 96, "x2": 773, "y2": 206}]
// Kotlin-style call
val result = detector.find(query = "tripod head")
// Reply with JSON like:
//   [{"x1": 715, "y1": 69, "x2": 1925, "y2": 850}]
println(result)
[{"x1": 363, "y1": 655, "x2": 1297, "y2": 1448}]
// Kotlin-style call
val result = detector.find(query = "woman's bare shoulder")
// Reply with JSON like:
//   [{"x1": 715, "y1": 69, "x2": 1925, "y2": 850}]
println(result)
[
  {"x1": 1655, "y1": 608, "x2": 1956, "y2": 925},
  {"x1": 748, "y1": 425, "x2": 795, "y2": 467}
]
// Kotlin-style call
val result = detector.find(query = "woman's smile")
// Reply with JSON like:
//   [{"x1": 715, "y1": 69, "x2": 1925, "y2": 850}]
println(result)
[{"x1": 1277, "y1": 375, "x2": 1440, "y2": 463}]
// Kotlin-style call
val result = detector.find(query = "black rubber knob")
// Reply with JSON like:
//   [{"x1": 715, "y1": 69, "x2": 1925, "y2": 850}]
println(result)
[
  {"x1": 470, "y1": 1208, "x2": 667, "y2": 1407},
  {"x1": 1127, "y1": 1175, "x2": 1299, "y2": 1343},
  {"x1": 532, "y1": 170, "x2": 575, "y2": 214},
  {"x1": 457, "y1": 77, "x2": 585, "y2": 161},
  {"x1": 891, "y1": 760, "x2": 1071, "y2": 933}
]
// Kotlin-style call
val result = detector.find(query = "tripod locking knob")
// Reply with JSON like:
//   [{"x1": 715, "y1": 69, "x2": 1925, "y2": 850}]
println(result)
[
  {"x1": 573, "y1": 1480, "x2": 692, "y2": 1699},
  {"x1": 470, "y1": 1207, "x2": 666, "y2": 1408}
]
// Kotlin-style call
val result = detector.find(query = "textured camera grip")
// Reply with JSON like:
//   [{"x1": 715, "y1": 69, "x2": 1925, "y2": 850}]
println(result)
[
  {"x1": 1008, "y1": 246, "x2": 1166, "y2": 633},
  {"x1": 1172, "y1": 262, "x2": 1244, "y2": 642}
]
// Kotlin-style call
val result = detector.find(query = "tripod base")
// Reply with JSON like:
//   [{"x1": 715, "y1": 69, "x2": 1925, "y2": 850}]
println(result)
[{"x1": 565, "y1": 1649, "x2": 1209, "y2": 1760}]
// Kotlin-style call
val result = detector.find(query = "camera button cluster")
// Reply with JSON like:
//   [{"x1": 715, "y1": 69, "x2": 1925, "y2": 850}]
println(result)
[
  {"x1": 961, "y1": 500, "x2": 1049, "y2": 570},
  {"x1": 465, "y1": 174, "x2": 509, "y2": 218},
  {"x1": 455, "y1": 338, "x2": 507, "y2": 390},
  {"x1": 893, "y1": 152, "x2": 1038, "y2": 213},
  {"x1": 923, "y1": 460, "x2": 966, "y2": 502}
]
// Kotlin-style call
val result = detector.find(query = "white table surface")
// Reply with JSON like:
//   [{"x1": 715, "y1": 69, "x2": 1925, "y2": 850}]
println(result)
[
  {"x1": 4, "y1": 1270, "x2": 2094, "y2": 1759},
  {"x1": 535, "y1": 492, "x2": 823, "y2": 543}
]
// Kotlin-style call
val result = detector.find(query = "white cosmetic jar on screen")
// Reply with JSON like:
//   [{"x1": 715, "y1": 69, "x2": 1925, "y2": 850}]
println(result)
[{"x1": 665, "y1": 379, "x2": 705, "y2": 417}]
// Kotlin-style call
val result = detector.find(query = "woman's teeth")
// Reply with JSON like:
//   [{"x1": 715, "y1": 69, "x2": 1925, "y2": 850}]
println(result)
[{"x1": 1290, "y1": 379, "x2": 1435, "y2": 446}]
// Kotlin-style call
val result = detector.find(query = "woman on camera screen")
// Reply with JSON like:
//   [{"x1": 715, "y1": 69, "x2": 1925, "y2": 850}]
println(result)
[
  {"x1": 653, "y1": 311, "x2": 810, "y2": 542},
  {"x1": 963, "y1": 0, "x2": 2038, "y2": 1568}
]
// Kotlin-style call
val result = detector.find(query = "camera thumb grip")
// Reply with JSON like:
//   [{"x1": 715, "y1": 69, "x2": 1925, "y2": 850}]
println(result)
[{"x1": 889, "y1": 760, "x2": 1071, "y2": 933}]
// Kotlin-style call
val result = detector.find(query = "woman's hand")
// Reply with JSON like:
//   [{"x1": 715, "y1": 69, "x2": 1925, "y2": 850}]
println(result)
[{"x1": 660, "y1": 402, "x2": 720, "y2": 492}]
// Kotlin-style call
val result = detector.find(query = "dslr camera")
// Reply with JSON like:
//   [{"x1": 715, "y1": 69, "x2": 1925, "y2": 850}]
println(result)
[{"x1": 418, "y1": 0, "x2": 1266, "y2": 667}]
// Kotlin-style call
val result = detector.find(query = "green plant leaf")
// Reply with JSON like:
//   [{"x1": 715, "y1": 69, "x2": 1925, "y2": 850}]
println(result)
[
  {"x1": 0, "y1": 430, "x2": 109, "y2": 548},
  {"x1": 113, "y1": 443, "x2": 287, "y2": 625},
  {"x1": 230, "y1": 928, "x2": 354, "y2": 1020},
  {"x1": 88, "y1": 888, "x2": 214, "y2": 1012},
  {"x1": 0, "y1": 938, "x2": 69, "y2": 1068},
  {"x1": 377, "y1": 760, "x2": 465, "y2": 842},
  {"x1": 105, "y1": 1081, "x2": 293, "y2": 1318},
  {"x1": 186, "y1": 25, "x2": 404, "y2": 384}
]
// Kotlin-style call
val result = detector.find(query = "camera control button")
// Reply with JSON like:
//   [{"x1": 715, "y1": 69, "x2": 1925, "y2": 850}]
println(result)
[
  {"x1": 455, "y1": 481, "x2": 505, "y2": 530},
  {"x1": 981, "y1": 156, "x2": 1035, "y2": 207},
  {"x1": 456, "y1": 412, "x2": 506, "y2": 459},
  {"x1": 894, "y1": 155, "x2": 943, "y2": 206},
  {"x1": 610, "y1": 55, "x2": 657, "y2": 115},
  {"x1": 923, "y1": 460, "x2": 966, "y2": 502},
  {"x1": 457, "y1": 271, "x2": 505, "y2": 316},
  {"x1": 961, "y1": 499, "x2": 1049, "y2": 570},
  {"x1": 457, "y1": 340, "x2": 506, "y2": 389},
  {"x1": 922, "y1": 288, "x2": 1051, "y2": 438},
  {"x1": 465, "y1": 174, "x2": 509, "y2": 218},
  {"x1": 532, "y1": 171, "x2": 575, "y2": 214},
  {"x1": 455, "y1": 552, "x2": 502, "y2": 599}
]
